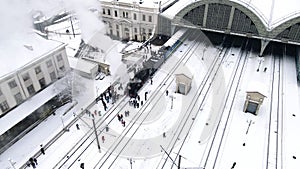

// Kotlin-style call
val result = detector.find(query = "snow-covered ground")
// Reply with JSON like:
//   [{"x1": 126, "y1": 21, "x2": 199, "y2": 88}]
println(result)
[{"x1": 1, "y1": 26, "x2": 300, "y2": 169}]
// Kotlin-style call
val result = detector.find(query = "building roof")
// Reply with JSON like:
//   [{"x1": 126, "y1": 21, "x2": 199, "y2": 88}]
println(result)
[
  {"x1": 99, "y1": 0, "x2": 161, "y2": 8},
  {"x1": 175, "y1": 65, "x2": 193, "y2": 79},
  {"x1": 68, "y1": 57, "x2": 98, "y2": 74},
  {"x1": 162, "y1": 0, "x2": 300, "y2": 31},
  {"x1": 0, "y1": 32, "x2": 64, "y2": 78},
  {"x1": 246, "y1": 91, "x2": 267, "y2": 98}
]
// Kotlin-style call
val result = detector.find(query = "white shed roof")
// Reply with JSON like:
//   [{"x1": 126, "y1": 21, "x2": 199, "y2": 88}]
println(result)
[
  {"x1": 175, "y1": 65, "x2": 193, "y2": 79},
  {"x1": 162, "y1": 0, "x2": 300, "y2": 30},
  {"x1": 247, "y1": 81, "x2": 267, "y2": 97}
]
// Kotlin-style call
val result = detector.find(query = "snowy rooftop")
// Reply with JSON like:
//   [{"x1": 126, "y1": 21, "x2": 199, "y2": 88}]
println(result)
[
  {"x1": 99, "y1": 0, "x2": 173, "y2": 8},
  {"x1": 162, "y1": 0, "x2": 300, "y2": 30},
  {"x1": 68, "y1": 57, "x2": 98, "y2": 73},
  {"x1": 0, "y1": 32, "x2": 64, "y2": 78}
]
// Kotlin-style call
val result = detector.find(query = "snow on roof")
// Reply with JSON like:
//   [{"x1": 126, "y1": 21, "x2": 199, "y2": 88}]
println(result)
[
  {"x1": 100, "y1": 0, "x2": 161, "y2": 8},
  {"x1": 68, "y1": 57, "x2": 98, "y2": 73},
  {"x1": 246, "y1": 82, "x2": 268, "y2": 97},
  {"x1": 162, "y1": 0, "x2": 300, "y2": 30},
  {"x1": 0, "y1": 32, "x2": 64, "y2": 78},
  {"x1": 175, "y1": 64, "x2": 193, "y2": 79}
]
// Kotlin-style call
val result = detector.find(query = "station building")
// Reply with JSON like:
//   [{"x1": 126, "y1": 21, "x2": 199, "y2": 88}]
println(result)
[
  {"x1": 0, "y1": 33, "x2": 70, "y2": 116},
  {"x1": 97, "y1": 0, "x2": 300, "y2": 79},
  {"x1": 98, "y1": 0, "x2": 160, "y2": 41}
]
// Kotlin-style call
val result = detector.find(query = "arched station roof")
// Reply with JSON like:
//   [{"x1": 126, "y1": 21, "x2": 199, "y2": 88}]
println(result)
[{"x1": 162, "y1": 0, "x2": 300, "y2": 36}]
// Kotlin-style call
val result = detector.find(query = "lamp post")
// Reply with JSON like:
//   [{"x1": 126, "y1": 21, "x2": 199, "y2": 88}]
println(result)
[
  {"x1": 60, "y1": 115, "x2": 68, "y2": 131},
  {"x1": 92, "y1": 117, "x2": 101, "y2": 153},
  {"x1": 129, "y1": 158, "x2": 133, "y2": 169},
  {"x1": 169, "y1": 95, "x2": 175, "y2": 109},
  {"x1": 202, "y1": 47, "x2": 206, "y2": 60}
]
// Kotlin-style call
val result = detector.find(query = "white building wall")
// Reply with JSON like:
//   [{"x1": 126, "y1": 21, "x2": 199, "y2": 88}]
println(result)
[
  {"x1": 0, "y1": 45, "x2": 70, "y2": 116},
  {"x1": 100, "y1": 0, "x2": 159, "y2": 41},
  {"x1": 0, "y1": 74, "x2": 26, "y2": 115}
]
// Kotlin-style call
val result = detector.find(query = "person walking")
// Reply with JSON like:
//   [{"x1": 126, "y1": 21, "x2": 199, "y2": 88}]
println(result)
[
  {"x1": 29, "y1": 158, "x2": 36, "y2": 168},
  {"x1": 76, "y1": 124, "x2": 80, "y2": 130},
  {"x1": 166, "y1": 90, "x2": 169, "y2": 96},
  {"x1": 117, "y1": 114, "x2": 121, "y2": 121},
  {"x1": 102, "y1": 136, "x2": 105, "y2": 143},
  {"x1": 80, "y1": 163, "x2": 85, "y2": 169},
  {"x1": 40, "y1": 145, "x2": 45, "y2": 155},
  {"x1": 33, "y1": 158, "x2": 38, "y2": 165}
]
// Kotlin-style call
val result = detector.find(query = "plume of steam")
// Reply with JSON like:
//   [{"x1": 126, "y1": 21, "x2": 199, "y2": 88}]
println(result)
[{"x1": 0, "y1": 0, "x2": 107, "y2": 47}]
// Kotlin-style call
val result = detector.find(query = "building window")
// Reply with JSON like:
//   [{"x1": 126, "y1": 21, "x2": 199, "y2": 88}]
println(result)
[
  {"x1": 22, "y1": 73, "x2": 30, "y2": 81},
  {"x1": 14, "y1": 92, "x2": 23, "y2": 104},
  {"x1": 149, "y1": 29, "x2": 152, "y2": 34},
  {"x1": 123, "y1": 12, "x2": 128, "y2": 18},
  {"x1": 142, "y1": 14, "x2": 146, "y2": 21},
  {"x1": 50, "y1": 71, "x2": 56, "y2": 81},
  {"x1": 59, "y1": 65, "x2": 65, "y2": 72},
  {"x1": 39, "y1": 78, "x2": 46, "y2": 88},
  {"x1": 46, "y1": 60, "x2": 53, "y2": 68},
  {"x1": 57, "y1": 54, "x2": 63, "y2": 61},
  {"x1": 0, "y1": 89, "x2": 2, "y2": 96},
  {"x1": 102, "y1": 8, "x2": 105, "y2": 15},
  {"x1": 35, "y1": 66, "x2": 42, "y2": 74},
  {"x1": 116, "y1": 25, "x2": 119, "y2": 29},
  {"x1": 114, "y1": 10, "x2": 118, "y2": 17},
  {"x1": 134, "y1": 28, "x2": 137, "y2": 33},
  {"x1": 133, "y1": 13, "x2": 137, "y2": 20},
  {"x1": 108, "y1": 9, "x2": 111, "y2": 15},
  {"x1": 8, "y1": 80, "x2": 17, "y2": 89},
  {"x1": 0, "y1": 101, "x2": 9, "y2": 112},
  {"x1": 27, "y1": 85, "x2": 35, "y2": 96},
  {"x1": 116, "y1": 31, "x2": 120, "y2": 38},
  {"x1": 148, "y1": 15, "x2": 152, "y2": 22},
  {"x1": 142, "y1": 28, "x2": 145, "y2": 33}
]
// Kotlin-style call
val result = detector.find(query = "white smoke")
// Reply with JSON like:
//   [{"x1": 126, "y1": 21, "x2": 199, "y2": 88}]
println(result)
[{"x1": 0, "y1": 0, "x2": 105, "y2": 46}]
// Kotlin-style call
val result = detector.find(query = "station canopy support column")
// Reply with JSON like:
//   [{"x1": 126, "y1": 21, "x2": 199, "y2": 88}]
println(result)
[{"x1": 259, "y1": 39, "x2": 270, "y2": 57}]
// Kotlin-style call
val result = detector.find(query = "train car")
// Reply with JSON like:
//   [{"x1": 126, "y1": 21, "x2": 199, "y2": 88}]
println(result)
[
  {"x1": 159, "y1": 28, "x2": 188, "y2": 59},
  {"x1": 127, "y1": 68, "x2": 155, "y2": 98}
]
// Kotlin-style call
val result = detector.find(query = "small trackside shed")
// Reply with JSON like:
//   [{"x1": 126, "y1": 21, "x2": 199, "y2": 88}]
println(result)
[
  {"x1": 243, "y1": 91, "x2": 266, "y2": 115},
  {"x1": 175, "y1": 66, "x2": 193, "y2": 95}
]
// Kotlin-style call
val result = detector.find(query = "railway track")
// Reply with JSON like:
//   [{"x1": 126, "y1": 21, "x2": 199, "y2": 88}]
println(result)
[
  {"x1": 53, "y1": 28, "x2": 203, "y2": 168},
  {"x1": 155, "y1": 37, "x2": 251, "y2": 169},
  {"x1": 266, "y1": 44, "x2": 283, "y2": 169}
]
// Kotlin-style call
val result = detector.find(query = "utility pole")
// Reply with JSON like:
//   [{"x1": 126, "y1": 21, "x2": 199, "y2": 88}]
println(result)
[
  {"x1": 160, "y1": 145, "x2": 179, "y2": 168},
  {"x1": 92, "y1": 117, "x2": 101, "y2": 153},
  {"x1": 178, "y1": 155, "x2": 181, "y2": 169},
  {"x1": 70, "y1": 15, "x2": 75, "y2": 38}
]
